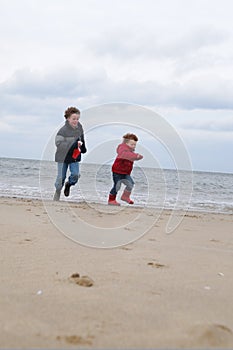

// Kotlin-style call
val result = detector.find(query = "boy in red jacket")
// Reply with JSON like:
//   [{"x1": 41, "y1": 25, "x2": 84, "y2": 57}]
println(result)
[{"x1": 108, "y1": 133, "x2": 143, "y2": 206}]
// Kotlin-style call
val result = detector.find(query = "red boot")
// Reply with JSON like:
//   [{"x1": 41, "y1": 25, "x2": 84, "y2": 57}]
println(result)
[
  {"x1": 121, "y1": 190, "x2": 134, "y2": 204},
  {"x1": 108, "y1": 194, "x2": 120, "y2": 206}
]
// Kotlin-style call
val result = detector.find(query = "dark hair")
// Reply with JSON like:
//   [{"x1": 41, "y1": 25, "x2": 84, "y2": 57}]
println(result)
[
  {"x1": 122, "y1": 133, "x2": 138, "y2": 142},
  {"x1": 64, "y1": 107, "x2": 80, "y2": 119}
]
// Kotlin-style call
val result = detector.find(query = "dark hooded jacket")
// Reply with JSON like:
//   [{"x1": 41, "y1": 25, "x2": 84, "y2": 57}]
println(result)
[{"x1": 55, "y1": 120, "x2": 87, "y2": 163}]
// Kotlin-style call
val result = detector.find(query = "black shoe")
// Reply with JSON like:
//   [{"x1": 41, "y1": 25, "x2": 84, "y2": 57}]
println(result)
[
  {"x1": 53, "y1": 190, "x2": 61, "y2": 201},
  {"x1": 64, "y1": 182, "x2": 71, "y2": 197}
]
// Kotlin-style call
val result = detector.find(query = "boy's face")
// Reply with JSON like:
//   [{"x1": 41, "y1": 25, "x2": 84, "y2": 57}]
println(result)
[
  {"x1": 67, "y1": 113, "x2": 80, "y2": 128},
  {"x1": 126, "y1": 139, "x2": 137, "y2": 151}
]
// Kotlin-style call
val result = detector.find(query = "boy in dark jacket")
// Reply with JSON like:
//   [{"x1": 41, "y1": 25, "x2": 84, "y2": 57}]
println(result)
[
  {"x1": 108, "y1": 133, "x2": 143, "y2": 206},
  {"x1": 53, "y1": 107, "x2": 87, "y2": 201}
]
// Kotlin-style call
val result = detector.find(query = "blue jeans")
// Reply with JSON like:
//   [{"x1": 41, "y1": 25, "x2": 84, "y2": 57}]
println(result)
[
  {"x1": 110, "y1": 172, "x2": 135, "y2": 195},
  {"x1": 55, "y1": 162, "x2": 80, "y2": 191}
]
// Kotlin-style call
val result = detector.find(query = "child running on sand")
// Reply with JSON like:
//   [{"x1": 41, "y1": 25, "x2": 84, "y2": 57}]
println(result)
[
  {"x1": 108, "y1": 133, "x2": 143, "y2": 206},
  {"x1": 53, "y1": 107, "x2": 87, "y2": 201}
]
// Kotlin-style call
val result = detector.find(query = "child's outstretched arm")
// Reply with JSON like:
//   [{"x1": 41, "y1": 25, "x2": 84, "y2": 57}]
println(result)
[
  {"x1": 118, "y1": 147, "x2": 143, "y2": 161},
  {"x1": 136, "y1": 153, "x2": 143, "y2": 160}
]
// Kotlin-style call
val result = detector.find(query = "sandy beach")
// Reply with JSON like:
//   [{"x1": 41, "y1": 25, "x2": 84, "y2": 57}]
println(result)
[{"x1": 0, "y1": 196, "x2": 233, "y2": 349}]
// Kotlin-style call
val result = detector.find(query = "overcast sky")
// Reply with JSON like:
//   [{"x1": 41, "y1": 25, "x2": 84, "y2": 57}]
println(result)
[{"x1": 1, "y1": 0, "x2": 233, "y2": 173}]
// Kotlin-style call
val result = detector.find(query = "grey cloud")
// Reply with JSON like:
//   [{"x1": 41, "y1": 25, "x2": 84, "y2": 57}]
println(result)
[
  {"x1": 1, "y1": 67, "x2": 233, "y2": 116},
  {"x1": 0, "y1": 68, "x2": 88, "y2": 98},
  {"x1": 94, "y1": 76, "x2": 233, "y2": 110}
]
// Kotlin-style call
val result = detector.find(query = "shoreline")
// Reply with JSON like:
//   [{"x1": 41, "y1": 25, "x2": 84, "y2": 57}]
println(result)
[
  {"x1": 1, "y1": 194, "x2": 233, "y2": 217},
  {"x1": 0, "y1": 196, "x2": 233, "y2": 348}
]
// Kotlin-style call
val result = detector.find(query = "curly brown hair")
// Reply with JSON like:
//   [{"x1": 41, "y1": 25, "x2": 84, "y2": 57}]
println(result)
[
  {"x1": 122, "y1": 133, "x2": 138, "y2": 142},
  {"x1": 64, "y1": 107, "x2": 80, "y2": 119}
]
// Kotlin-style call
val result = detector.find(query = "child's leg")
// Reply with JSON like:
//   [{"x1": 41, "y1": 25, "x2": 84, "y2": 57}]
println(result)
[
  {"x1": 54, "y1": 163, "x2": 68, "y2": 200},
  {"x1": 120, "y1": 175, "x2": 135, "y2": 204},
  {"x1": 55, "y1": 163, "x2": 68, "y2": 191},
  {"x1": 123, "y1": 175, "x2": 135, "y2": 192},
  {"x1": 68, "y1": 162, "x2": 80, "y2": 186},
  {"x1": 108, "y1": 173, "x2": 122, "y2": 205},
  {"x1": 110, "y1": 173, "x2": 123, "y2": 195},
  {"x1": 64, "y1": 162, "x2": 80, "y2": 197}
]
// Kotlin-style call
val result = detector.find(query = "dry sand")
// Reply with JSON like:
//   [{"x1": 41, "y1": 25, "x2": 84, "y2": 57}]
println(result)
[{"x1": 0, "y1": 197, "x2": 233, "y2": 348}]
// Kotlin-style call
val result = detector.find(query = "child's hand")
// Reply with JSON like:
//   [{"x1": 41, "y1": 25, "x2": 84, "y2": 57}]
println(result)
[
  {"x1": 78, "y1": 141, "x2": 83, "y2": 148},
  {"x1": 137, "y1": 154, "x2": 143, "y2": 160}
]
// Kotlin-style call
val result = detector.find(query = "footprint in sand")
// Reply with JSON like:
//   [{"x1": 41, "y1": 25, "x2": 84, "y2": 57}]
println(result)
[
  {"x1": 185, "y1": 214, "x2": 199, "y2": 218},
  {"x1": 57, "y1": 335, "x2": 93, "y2": 345},
  {"x1": 19, "y1": 238, "x2": 32, "y2": 244},
  {"x1": 147, "y1": 262, "x2": 168, "y2": 268},
  {"x1": 210, "y1": 239, "x2": 221, "y2": 243},
  {"x1": 187, "y1": 323, "x2": 233, "y2": 347},
  {"x1": 69, "y1": 273, "x2": 94, "y2": 287}
]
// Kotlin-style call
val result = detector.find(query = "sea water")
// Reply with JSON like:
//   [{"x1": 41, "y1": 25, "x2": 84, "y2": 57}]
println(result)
[{"x1": 0, "y1": 157, "x2": 232, "y2": 215}]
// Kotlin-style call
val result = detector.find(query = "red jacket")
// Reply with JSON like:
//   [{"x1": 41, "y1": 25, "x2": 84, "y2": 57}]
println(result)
[{"x1": 112, "y1": 143, "x2": 143, "y2": 175}]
